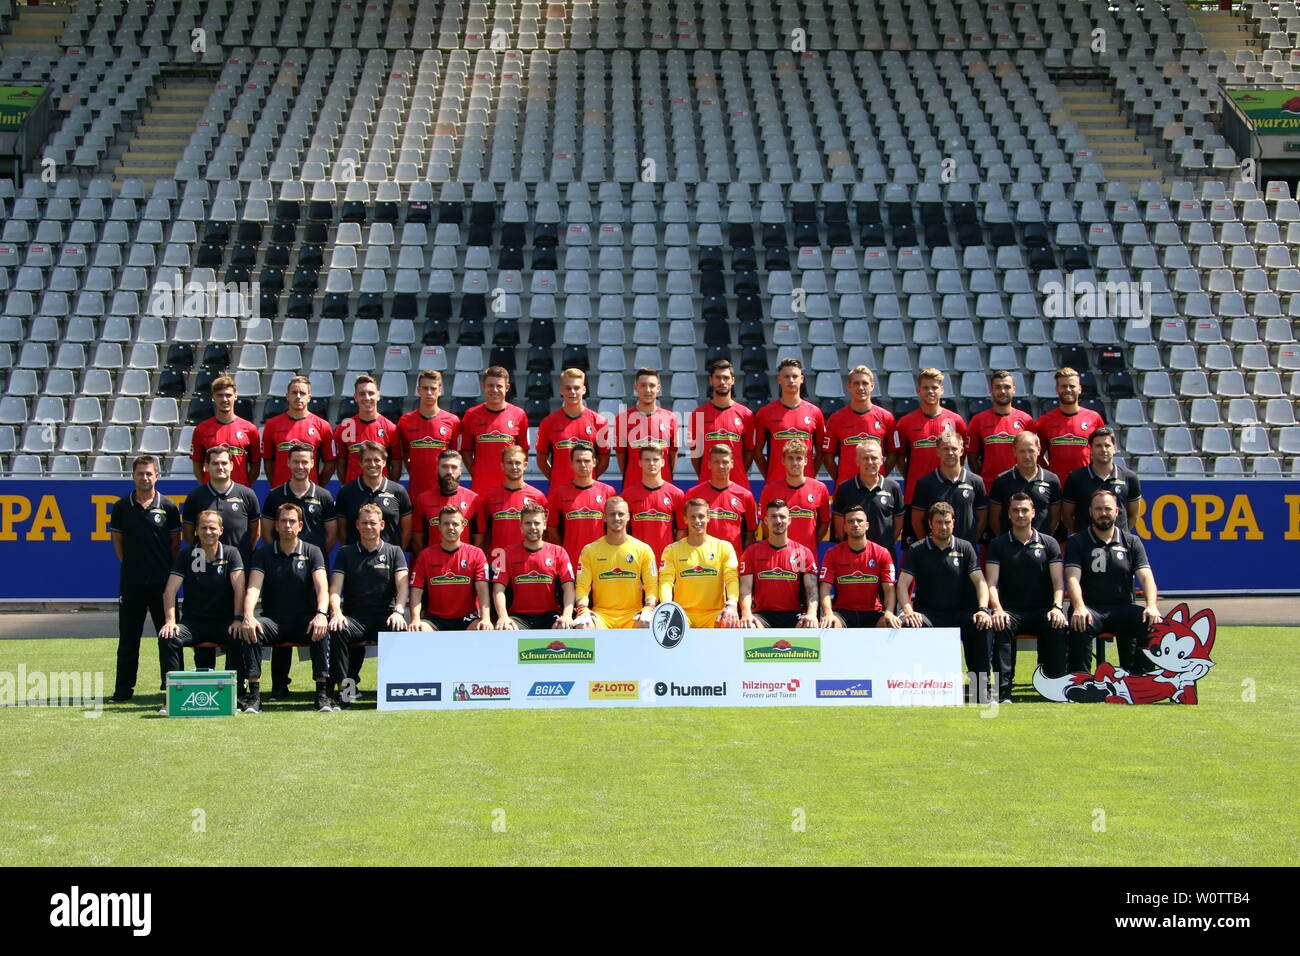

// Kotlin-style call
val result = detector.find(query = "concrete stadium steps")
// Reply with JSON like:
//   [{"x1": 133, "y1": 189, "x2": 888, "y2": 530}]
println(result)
[
  {"x1": 106, "y1": 79, "x2": 212, "y2": 183},
  {"x1": 1191, "y1": 9, "x2": 1261, "y2": 55},
  {"x1": 0, "y1": 3, "x2": 69, "y2": 49},
  {"x1": 1057, "y1": 87, "x2": 1166, "y2": 189}
]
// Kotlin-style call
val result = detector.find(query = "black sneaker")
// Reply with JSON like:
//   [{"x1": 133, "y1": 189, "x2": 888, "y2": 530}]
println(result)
[
  {"x1": 315, "y1": 691, "x2": 334, "y2": 712},
  {"x1": 242, "y1": 692, "x2": 262, "y2": 714},
  {"x1": 333, "y1": 692, "x2": 349, "y2": 711},
  {"x1": 106, "y1": 692, "x2": 133, "y2": 704},
  {"x1": 267, "y1": 684, "x2": 291, "y2": 701}
]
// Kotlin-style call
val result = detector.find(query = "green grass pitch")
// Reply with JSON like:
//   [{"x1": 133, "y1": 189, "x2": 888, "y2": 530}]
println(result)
[{"x1": 1, "y1": 629, "x2": 1297, "y2": 866}]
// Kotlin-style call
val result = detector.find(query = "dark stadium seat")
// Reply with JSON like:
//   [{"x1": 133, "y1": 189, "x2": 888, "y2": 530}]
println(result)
[
  {"x1": 459, "y1": 316, "x2": 485, "y2": 346},
  {"x1": 449, "y1": 397, "x2": 474, "y2": 419},
  {"x1": 493, "y1": 318, "x2": 520, "y2": 346},
  {"x1": 1106, "y1": 372, "x2": 1137, "y2": 399},
  {"x1": 528, "y1": 318, "x2": 556, "y2": 348},
  {"x1": 1096, "y1": 346, "x2": 1126, "y2": 373},
  {"x1": 308, "y1": 398, "x2": 330, "y2": 419},
  {"x1": 157, "y1": 370, "x2": 186, "y2": 399},
  {"x1": 186, "y1": 398, "x2": 214, "y2": 425},
  {"x1": 337, "y1": 398, "x2": 359, "y2": 420},
  {"x1": 524, "y1": 399, "x2": 551, "y2": 423},
  {"x1": 261, "y1": 397, "x2": 288, "y2": 421},
  {"x1": 560, "y1": 345, "x2": 588, "y2": 371},
  {"x1": 742, "y1": 371, "x2": 770, "y2": 405},
  {"x1": 1058, "y1": 345, "x2": 1090, "y2": 370},
  {"x1": 489, "y1": 347, "x2": 517, "y2": 373},
  {"x1": 527, "y1": 345, "x2": 552, "y2": 373},
  {"x1": 422, "y1": 317, "x2": 450, "y2": 346},
  {"x1": 378, "y1": 397, "x2": 404, "y2": 420},
  {"x1": 201, "y1": 344, "x2": 230, "y2": 370},
  {"x1": 165, "y1": 344, "x2": 194, "y2": 371}
]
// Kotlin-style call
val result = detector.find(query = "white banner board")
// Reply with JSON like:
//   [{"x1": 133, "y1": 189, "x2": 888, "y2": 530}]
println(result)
[{"x1": 377, "y1": 604, "x2": 964, "y2": 709}]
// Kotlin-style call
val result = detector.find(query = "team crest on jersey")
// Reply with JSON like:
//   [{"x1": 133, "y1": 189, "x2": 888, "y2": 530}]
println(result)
[
  {"x1": 803, "y1": 417, "x2": 811, "y2": 424},
  {"x1": 308, "y1": 427, "x2": 317, "y2": 436},
  {"x1": 807, "y1": 493, "x2": 814, "y2": 502},
  {"x1": 461, "y1": 559, "x2": 467, "y2": 568},
  {"x1": 377, "y1": 429, "x2": 386, "y2": 437},
  {"x1": 152, "y1": 512, "x2": 163, "y2": 525},
  {"x1": 440, "y1": 426, "x2": 448, "y2": 435},
  {"x1": 545, "y1": 557, "x2": 553, "y2": 566},
  {"x1": 236, "y1": 431, "x2": 244, "y2": 440},
  {"x1": 231, "y1": 502, "x2": 242, "y2": 511},
  {"x1": 869, "y1": 559, "x2": 876, "y2": 568},
  {"x1": 585, "y1": 425, "x2": 593, "y2": 435},
  {"x1": 626, "y1": 554, "x2": 635, "y2": 563},
  {"x1": 1114, "y1": 548, "x2": 1126, "y2": 559},
  {"x1": 595, "y1": 495, "x2": 604, "y2": 503}
]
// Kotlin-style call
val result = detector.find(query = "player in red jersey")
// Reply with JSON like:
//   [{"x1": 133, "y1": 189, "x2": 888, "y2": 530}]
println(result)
[
  {"x1": 622, "y1": 445, "x2": 686, "y2": 561},
  {"x1": 683, "y1": 444, "x2": 758, "y2": 555},
  {"x1": 493, "y1": 502, "x2": 577, "y2": 630},
  {"x1": 408, "y1": 506, "x2": 492, "y2": 631},
  {"x1": 966, "y1": 370, "x2": 1034, "y2": 491},
  {"x1": 753, "y1": 357, "x2": 825, "y2": 483},
  {"x1": 757, "y1": 438, "x2": 831, "y2": 555},
  {"x1": 260, "y1": 375, "x2": 333, "y2": 485},
  {"x1": 686, "y1": 359, "x2": 754, "y2": 488},
  {"x1": 820, "y1": 365, "x2": 897, "y2": 485},
  {"x1": 478, "y1": 444, "x2": 549, "y2": 577},
  {"x1": 892, "y1": 368, "x2": 966, "y2": 506},
  {"x1": 396, "y1": 369, "x2": 461, "y2": 504},
  {"x1": 546, "y1": 441, "x2": 617, "y2": 565},
  {"x1": 818, "y1": 504, "x2": 901, "y2": 629},
  {"x1": 411, "y1": 449, "x2": 481, "y2": 553},
  {"x1": 536, "y1": 367, "x2": 611, "y2": 487},
  {"x1": 191, "y1": 374, "x2": 261, "y2": 485},
  {"x1": 738, "y1": 498, "x2": 820, "y2": 629},
  {"x1": 613, "y1": 366, "x2": 679, "y2": 486},
  {"x1": 1034, "y1": 366, "x2": 1105, "y2": 479},
  {"x1": 459, "y1": 365, "x2": 529, "y2": 493},
  {"x1": 333, "y1": 374, "x2": 400, "y2": 484}
]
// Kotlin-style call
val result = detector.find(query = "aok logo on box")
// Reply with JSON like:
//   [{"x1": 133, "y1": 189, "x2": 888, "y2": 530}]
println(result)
[
  {"x1": 180, "y1": 690, "x2": 221, "y2": 709},
  {"x1": 588, "y1": 681, "x2": 639, "y2": 700},
  {"x1": 386, "y1": 682, "x2": 442, "y2": 701},
  {"x1": 743, "y1": 637, "x2": 822, "y2": 662},
  {"x1": 528, "y1": 681, "x2": 575, "y2": 698}
]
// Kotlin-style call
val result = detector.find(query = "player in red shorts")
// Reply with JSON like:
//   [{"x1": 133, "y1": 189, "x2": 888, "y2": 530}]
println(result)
[
  {"x1": 411, "y1": 449, "x2": 481, "y2": 554},
  {"x1": 818, "y1": 504, "x2": 901, "y2": 629},
  {"x1": 757, "y1": 438, "x2": 830, "y2": 555},
  {"x1": 1034, "y1": 366, "x2": 1105, "y2": 480},
  {"x1": 821, "y1": 365, "x2": 896, "y2": 486},
  {"x1": 191, "y1": 374, "x2": 261, "y2": 485},
  {"x1": 966, "y1": 370, "x2": 1034, "y2": 492},
  {"x1": 334, "y1": 373, "x2": 400, "y2": 483},
  {"x1": 612, "y1": 366, "x2": 679, "y2": 486},
  {"x1": 738, "y1": 498, "x2": 819, "y2": 629},
  {"x1": 753, "y1": 357, "x2": 825, "y2": 483},
  {"x1": 492, "y1": 502, "x2": 576, "y2": 630},
  {"x1": 460, "y1": 365, "x2": 529, "y2": 493},
  {"x1": 683, "y1": 444, "x2": 758, "y2": 555},
  {"x1": 892, "y1": 367, "x2": 966, "y2": 508},
  {"x1": 260, "y1": 375, "x2": 333, "y2": 485},
  {"x1": 686, "y1": 358, "x2": 754, "y2": 489},
  {"x1": 622, "y1": 445, "x2": 686, "y2": 562},
  {"x1": 409, "y1": 506, "x2": 492, "y2": 631},
  {"x1": 546, "y1": 441, "x2": 617, "y2": 565},
  {"x1": 536, "y1": 367, "x2": 611, "y2": 487},
  {"x1": 396, "y1": 369, "x2": 461, "y2": 504},
  {"x1": 478, "y1": 444, "x2": 549, "y2": 577}
]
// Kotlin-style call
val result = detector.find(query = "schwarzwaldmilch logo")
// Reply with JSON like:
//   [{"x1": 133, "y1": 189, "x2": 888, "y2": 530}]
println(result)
[
  {"x1": 651, "y1": 602, "x2": 687, "y2": 648},
  {"x1": 743, "y1": 637, "x2": 822, "y2": 662},
  {"x1": 517, "y1": 638, "x2": 596, "y2": 663}
]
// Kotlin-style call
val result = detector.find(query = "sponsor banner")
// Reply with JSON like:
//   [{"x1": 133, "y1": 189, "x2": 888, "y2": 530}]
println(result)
[
  {"x1": 0, "y1": 86, "x2": 42, "y2": 129},
  {"x1": 1, "y1": 479, "x2": 1296, "y2": 599},
  {"x1": 1224, "y1": 88, "x2": 1300, "y2": 132}
]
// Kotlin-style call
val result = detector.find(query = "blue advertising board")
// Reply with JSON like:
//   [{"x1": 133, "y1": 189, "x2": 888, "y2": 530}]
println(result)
[{"x1": 0, "y1": 478, "x2": 1296, "y2": 599}]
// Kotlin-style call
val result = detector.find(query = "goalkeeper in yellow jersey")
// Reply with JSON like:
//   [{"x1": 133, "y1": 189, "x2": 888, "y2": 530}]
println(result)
[
  {"x1": 573, "y1": 496, "x2": 659, "y2": 629},
  {"x1": 658, "y1": 498, "x2": 741, "y2": 628}
]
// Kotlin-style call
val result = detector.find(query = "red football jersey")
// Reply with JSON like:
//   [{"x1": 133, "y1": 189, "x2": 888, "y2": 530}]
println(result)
[
  {"x1": 499, "y1": 541, "x2": 575, "y2": 616},
  {"x1": 414, "y1": 486, "x2": 481, "y2": 541},
  {"x1": 758, "y1": 479, "x2": 831, "y2": 554},
  {"x1": 1035, "y1": 407, "x2": 1105, "y2": 480},
  {"x1": 818, "y1": 540, "x2": 896, "y2": 612},
  {"x1": 535, "y1": 407, "x2": 610, "y2": 488},
  {"x1": 191, "y1": 416, "x2": 261, "y2": 486},
  {"x1": 687, "y1": 401, "x2": 755, "y2": 487},
  {"x1": 613, "y1": 406, "x2": 679, "y2": 487},
  {"x1": 892, "y1": 408, "x2": 967, "y2": 503},
  {"x1": 822, "y1": 404, "x2": 896, "y2": 485},
  {"x1": 478, "y1": 483, "x2": 550, "y2": 575},
  {"x1": 754, "y1": 399, "x2": 825, "y2": 482},
  {"x1": 260, "y1": 412, "x2": 333, "y2": 485},
  {"x1": 739, "y1": 540, "x2": 818, "y2": 613},
  {"x1": 332, "y1": 414, "x2": 399, "y2": 483},
  {"x1": 459, "y1": 402, "x2": 529, "y2": 492},
  {"x1": 549, "y1": 480, "x2": 617, "y2": 565},
  {"x1": 622, "y1": 481, "x2": 686, "y2": 561},
  {"x1": 683, "y1": 480, "x2": 757, "y2": 555},
  {"x1": 966, "y1": 408, "x2": 1035, "y2": 490},
  {"x1": 411, "y1": 543, "x2": 489, "y2": 619},
  {"x1": 396, "y1": 408, "x2": 462, "y2": 503}
]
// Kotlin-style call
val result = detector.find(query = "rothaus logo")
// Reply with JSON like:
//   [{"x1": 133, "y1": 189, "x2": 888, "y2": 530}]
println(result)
[
  {"x1": 385, "y1": 682, "x2": 442, "y2": 701},
  {"x1": 1041, "y1": 273, "x2": 1151, "y2": 328},
  {"x1": 49, "y1": 886, "x2": 151, "y2": 936},
  {"x1": 651, "y1": 601, "x2": 687, "y2": 648}
]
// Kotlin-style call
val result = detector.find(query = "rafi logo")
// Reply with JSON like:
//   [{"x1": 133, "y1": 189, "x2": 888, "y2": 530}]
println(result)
[
  {"x1": 181, "y1": 690, "x2": 220, "y2": 709},
  {"x1": 385, "y1": 682, "x2": 442, "y2": 701},
  {"x1": 527, "y1": 681, "x2": 575, "y2": 698},
  {"x1": 517, "y1": 638, "x2": 596, "y2": 663},
  {"x1": 744, "y1": 637, "x2": 822, "y2": 662},
  {"x1": 651, "y1": 601, "x2": 687, "y2": 648},
  {"x1": 815, "y1": 679, "x2": 873, "y2": 699}
]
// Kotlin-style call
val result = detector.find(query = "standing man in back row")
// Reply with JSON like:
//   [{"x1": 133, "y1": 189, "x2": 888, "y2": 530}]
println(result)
[
  {"x1": 613, "y1": 366, "x2": 679, "y2": 487},
  {"x1": 535, "y1": 367, "x2": 610, "y2": 487},
  {"x1": 191, "y1": 375, "x2": 261, "y2": 486},
  {"x1": 966, "y1": 370, "x2": 1034, "y2": 494},
  {"x1": 753, "y1": 357, "x2": 825, "y2": 483},
  {"x1": 1035, "y1": 366, "x2": 1104, "y2": 480},
  {"x1": 261, "y1": 375, "x2": 334, "y2": 485},
  {"x1": 687, "y1": 358, "x2": 754, "y2": 490},
  {"x1": 460, "y1": 366, "x2": 529, "y2": 494},
  {"x1": 396, "y1": 369, "x2": 461, "y2": 505},
  {"x1": 821, "y1": 365, "x2": 896, "y2": 486},
  {"x1": 892, "y1": 368, "x2": 966, "y2": 534},
  {"x1": 334, "y1": 374, "x2": 401, "y2": 484}
]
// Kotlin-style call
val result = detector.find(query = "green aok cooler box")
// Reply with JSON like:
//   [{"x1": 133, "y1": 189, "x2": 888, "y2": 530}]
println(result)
[{"x1": 166, "y1": 670, "x2": 238, "y2": 717}]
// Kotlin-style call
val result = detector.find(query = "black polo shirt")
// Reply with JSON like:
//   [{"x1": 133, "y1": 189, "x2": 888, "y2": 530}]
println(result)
[
  {"x1": 170, "y1": 542, "x2": 243, "y2": 624},
  {"x1": 182, "y1": 481, "x2": 261, "y2": 563},
  {"x1": 910, "y1": 467, "x2": 988, "y2": 542},
  {"x1": 901, "y1": 535, "x2": 980, "y2": 615},
  {"x1": 1063, "y1": 464, "x2": 1142, "y2": 530},
  {"x1": 985, "y1": 530, "x2": 1061, "y2": 611},
  {"x1": 1064, "y1": 526, "x2": 1150, "y2": 607},
  {"x1": 832, "y1": 474, "x2": 905, "y2": 551},
  {"x1": 262, "y1": 481, "x2": 337, "y2": 552},
  {"x1": 109, "y1": 491, "x2": 183, "y2": 589},
  {"x1": 333, "y1": 541, "x2": 407, "y2": 618},
  {"x1": 249, "y1": 539, "x2": 326, "y2": 621},
  {"x1": 989, "y1": 466, "x2": 1062, "y2": 535},
  {"x1": 335, "y1": 477, "x2": 412, "y2": 548}
]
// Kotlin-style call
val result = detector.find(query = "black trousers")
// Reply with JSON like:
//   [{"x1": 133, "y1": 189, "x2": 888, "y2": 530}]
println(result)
[
  {"x1": 162, "y1": 620, "x2": 252, "y2": 681},
  {"x1": 833, "y1": 609, "x2": 884, "y2": 629},
  {"x1": 1072, "y1": 603, "x2": 1149, "y2": 676},
  {"x1": 424, "y1": 615, "x2": 470, "y2": 631},
  {"x1": 337, "y1": 613, "x2": 390, "y2": 683},
  {"x1": 251, "y1": 616, "x2": 345, "y2": 683},
  {"x1": 991, "y1": 607, "x2": 1070, "y2": 699},
  {"x1": 511, "y1": 611, "x2": 560, "y2": 630},
  {"x1": 915, "y1": 608, "x2": 991, "y2": 703},
  {"x1": 753, "y1": 609, "x2": 802, "y2": 628},
  {"x1": 114, "y1": 581, "x2": 169, "y2": 695},
  {"x1": 270, "y1": 646, "x2": 294, "y2": 689}
]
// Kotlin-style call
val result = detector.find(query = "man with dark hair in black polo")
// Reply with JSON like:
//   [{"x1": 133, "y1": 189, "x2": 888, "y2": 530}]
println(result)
[
  {"x1": 107, "y1": 454, "x2": 183, "y2": 703},
  {"x1": 988, "y1": 431, "x2": 1061, "y2": 537},
  {"x1": 157, "y1": 509, "x2": 248, "y2": 713},
  {"x1": 327, "y1": 503, "x2": 409, "y2": 707},
  {"x1": 336, "y1": 439, "x2": 412, "y2": 550},
  {"x1": 985, "y1": 492, "x2": 1070, "y2": 702},
  {"x1": 1061, "y1": 427, "x2": 1142, "y2": 533},
  {"x1": 1064, "y1": 488, "x2": 1162, "y2": 675},
  {"x1": 897, "y1": 502, "x2": 994, "y2": 703},
  {"x1": 909, "y1": 430, "x2": 988, "y2": 546},
  {"x1": 182, "y1": 445, "x2": 261, "y2": 563},
  {"x1": 242, "y1": 502, "x2": 341, "y2": 713}
]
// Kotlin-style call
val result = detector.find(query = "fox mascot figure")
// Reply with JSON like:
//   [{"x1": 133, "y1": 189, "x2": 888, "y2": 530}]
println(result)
[{"x1": 1033, "y1": 603, "x2": 1216, "y2": 705}]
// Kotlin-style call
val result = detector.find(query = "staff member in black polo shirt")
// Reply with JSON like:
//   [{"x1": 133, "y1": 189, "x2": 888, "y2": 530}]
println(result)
[
  {"x1": 988, "y1": 431, "x2": 1061, "y2": 537},
  {"x1": 336, "y1": 440, "x2": 412, "y2": 550},
  {"x1": 985, "y1": 492, "x2": 1069, "y2": 702},
  {"x1": 182, "y1": 446, "x2": 261, "y2": 563},
  {"x1": 158, "y1": 509, "x2": 247, "y2": 713},
  {"x1": 909, "y1": 431, "x2": 988, "y2": 545},
  {"x1": 107, "y1": 455, "x2": 183, "y2": 703},
  {"x1": 831, "y1": 441, "x2": 904, "y2": 552},
  {"x1": 1061, "y1": 427, "x2": 1142, "y2": 533},
  {"x1": 327, "y1": 503, "x2": 408, "y2": 708},
  {"x1": 1064, "y1": 488, "x2": 1162, "y2": 675},
  {"x1": 897, "y1": 502, "x2": 994, "y2": 703},
  {"x1": 242, "y1": 502, "x2": 340, "y2": 713}
]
